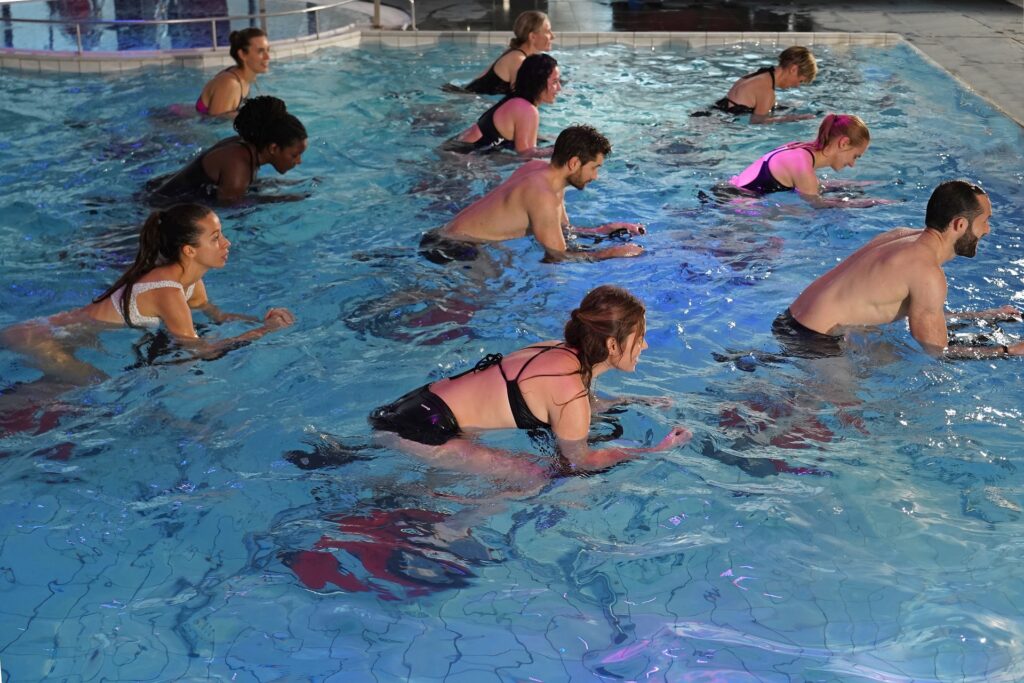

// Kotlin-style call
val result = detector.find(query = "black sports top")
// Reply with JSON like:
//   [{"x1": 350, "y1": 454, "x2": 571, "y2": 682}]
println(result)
[
  {"x1": 460, "y1": 344, "x2": 580, "y2": 430},
  {"x1": 464, "y1": 48, "x2": 527, "y2": 95},
  {"x1": 149, "y1": 136, "x2": 259, "y2": 200},
  {"x1": 472, "y1": 95, "x2": 528, "y2": 151},
  {"x1": 738, "y1": 144, "x2": 815, "y2": 195},
  {"x1": 713, "y1": 66, "x2": 775, "y2": 115}
]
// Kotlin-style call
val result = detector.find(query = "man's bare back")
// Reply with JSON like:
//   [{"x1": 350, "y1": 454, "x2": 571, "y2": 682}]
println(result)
[
  {"x1": 791, "y1": 227, "x2": 941, "y2": 334},
  {"x1": 785, "y1": 187, "x2": 1022, "y2": 358},
  {"x1": 441, "y1": 160, "x2": 556, "y2": 243},
  {"x1": 430, "y1": 126, "x2": 645, "y2": 262}
]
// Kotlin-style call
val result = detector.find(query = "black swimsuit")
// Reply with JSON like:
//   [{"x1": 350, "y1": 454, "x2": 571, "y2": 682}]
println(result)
[
  {"x1": 149, "y1": 136, "x2": 259, "y2": 201},
  {"x1": 462, "y1": 48, "x2": 527, "y2": 95},
  {"x1": 771, "y1": 308, "x2": 844, "y2": 358},
  {"x1": 471, "y1": 94, "x2": 527, "y2": 152},
  {"x1": 368, "y1": 344, "x2": 579, "y2": 445},
  {"x1": 737, "y1": 145, "x2": 815, "y2": 195},
  {"x1": 713, "y1": 66, "x2": 775, "y2": 115}
]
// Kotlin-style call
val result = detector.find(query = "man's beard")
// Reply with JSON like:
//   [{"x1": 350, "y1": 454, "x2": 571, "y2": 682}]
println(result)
[
  {"x1": 568, "y1": 171, "x2": 588, "y2": 191},
  {"x1": 954, "y1": 226, "x2": 979, "y2": 258}
]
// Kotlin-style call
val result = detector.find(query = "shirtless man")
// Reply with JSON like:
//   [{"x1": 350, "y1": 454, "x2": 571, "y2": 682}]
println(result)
[
  {"x1": 713, "y1": 46, "x2": 818, "y2": 124},
  {"x1": 420, "y1": 125, "x2": 646, "y2": 263},
  {"x1": 775, "y1": 180, "x2": 1022, "y2": 359}
]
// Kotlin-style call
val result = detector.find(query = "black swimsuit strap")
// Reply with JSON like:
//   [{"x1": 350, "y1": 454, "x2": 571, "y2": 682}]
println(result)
[{"x1": 513, "y1": 344, "x2": 579, "y2": 382}]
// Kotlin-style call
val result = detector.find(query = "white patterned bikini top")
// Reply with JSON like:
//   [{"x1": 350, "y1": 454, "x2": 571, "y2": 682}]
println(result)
[{"x1": 108, "y1": 280, "x2": 196, "y2": 328}]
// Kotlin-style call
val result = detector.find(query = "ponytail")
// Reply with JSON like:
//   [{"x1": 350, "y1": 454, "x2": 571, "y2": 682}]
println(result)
[
  {"x1": 94, "y1": 204, "x2": 211, "y2": 327},
  {"x1": 813, "y1": 113, "x2": 870, "y2": 151}
]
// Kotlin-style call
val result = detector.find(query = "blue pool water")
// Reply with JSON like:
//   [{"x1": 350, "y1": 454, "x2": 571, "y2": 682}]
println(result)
[{"x1": 1, "y1": 41, "x2": 1023, "y2": 681}]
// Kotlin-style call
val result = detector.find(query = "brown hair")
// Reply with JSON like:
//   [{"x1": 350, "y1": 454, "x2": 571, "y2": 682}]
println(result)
[
  {"x1": 778, "y1": 46, "x2": 817, "y2": 82},
  {"x1": 510, "y1": 11, "x2": 549, "y2": 49},
  {"x1": 925, "y1": 180, "x2": 987, "y2": 231},
  {"x1": 812, "y1": 113, "x2": 870, "y2": 151},
  {"x1": 94, "y1": 204, "x2": 212, "y2": 327},
  {"x1": 564, "y1": 285, "x2": 646, "y2": 393},
  {"x1": 229, "y1": 28, "x2": 267, "y2": 67},
  {"x1": 551, "y1": 125, "x2": 611, "y2": 167}
]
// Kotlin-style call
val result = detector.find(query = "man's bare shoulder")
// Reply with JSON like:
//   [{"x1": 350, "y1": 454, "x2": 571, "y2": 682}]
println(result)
[{"x1": 508, "y1": 159, "x2": 550, "y2": 181}]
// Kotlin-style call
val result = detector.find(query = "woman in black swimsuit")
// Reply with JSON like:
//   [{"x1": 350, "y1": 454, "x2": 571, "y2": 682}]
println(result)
[
  {"x1": 727, "y1": 113, "x2": 894, "y2": 208},
  {"x1": 449, "y1": 54, "x2": 560, "y2": 155},
  {"x1": 369, "y1": 285, "x2": 692, "y2": 486},
  {"x1": 444, "y1": 11, "x2": 555, "y2": 95},
  {"x1": 150, "y1": 96, "x2": 307, "y2": 205},
  {"x1": 707, "y1": 46, "x2": 817, "y2": 124}
]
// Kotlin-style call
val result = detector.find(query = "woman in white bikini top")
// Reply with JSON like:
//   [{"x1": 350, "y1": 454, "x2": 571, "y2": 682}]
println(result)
[{"x1": 0, "y1": 204, "x2": 294, "y2": 385}]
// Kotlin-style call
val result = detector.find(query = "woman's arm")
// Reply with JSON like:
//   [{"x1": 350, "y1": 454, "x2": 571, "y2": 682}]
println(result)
[
  {"x1": 156, "y1": 283, "x2": 295, "y2": 356},
  {"x1": 187, "y1": 279, "x2": 259, "y2": 323},
  {"x1": 512, "y1": 103, "x2": 541, "y2": 155},
  {"x1": 550, "y1": 391, "x2": 691, "y2": 471},
  {"x1": 205, "y1": 75, "x2": 243, "y2": 117}
]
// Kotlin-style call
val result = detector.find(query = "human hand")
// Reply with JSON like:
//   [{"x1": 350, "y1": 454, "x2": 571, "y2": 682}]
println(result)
[
  {"x1": 264, "y1": 307, "x2": 295, "y2": 330},
  {"x1": 655, "y1": 426, "x2": 692, "y2": 450},
  {"x1": 604, "y1": 222, "x2": 646, "y2": 236}
]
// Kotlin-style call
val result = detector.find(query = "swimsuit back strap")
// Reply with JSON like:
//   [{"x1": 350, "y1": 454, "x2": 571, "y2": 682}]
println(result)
[
  {"x1": 514, "y1": 344, "x2": 579, "y2": 382},
  {"x1": 132, "y1": 280, "x2": 185, "y2": 294}
]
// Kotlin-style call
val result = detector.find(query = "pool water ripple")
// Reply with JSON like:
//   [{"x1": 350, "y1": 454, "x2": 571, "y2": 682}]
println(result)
[{"x1": 0, "y1": 41, "x2": 1023, "y2": 681}]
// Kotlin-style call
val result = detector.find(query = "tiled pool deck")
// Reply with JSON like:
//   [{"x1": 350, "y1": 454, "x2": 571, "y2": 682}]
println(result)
[{"x1": 1, "y1": 0, "x2": 1021, "y2": 126}]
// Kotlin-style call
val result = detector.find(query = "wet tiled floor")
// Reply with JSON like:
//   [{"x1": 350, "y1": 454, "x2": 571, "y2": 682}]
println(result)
[{"x1": 413, "y1": 0, "x2": 1024, "y2": 125}]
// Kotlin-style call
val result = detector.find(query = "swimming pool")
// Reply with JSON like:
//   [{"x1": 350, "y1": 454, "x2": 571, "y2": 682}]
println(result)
[{"x1": 1, "y1": 39, "x2": 1023, "y2": 681}]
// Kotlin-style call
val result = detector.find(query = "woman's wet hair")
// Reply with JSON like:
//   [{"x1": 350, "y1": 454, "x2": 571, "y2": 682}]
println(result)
[
  {"x1": 510, "y1": 11, "x2": 549, "y2": 49},
  {"x1": 234, "y1": 96, "x2": 307, "y2": 151},
  {"x1": 551, "y1": 125, "x2": 611, "y2": 167},
  {"x1": 229, "y1": 28, "x2": 267, "y2": 67},
  {"x1": 925, "y1": 180, "x2": 987, "y2": 231},
  {"x1": 94, "y1": 204, "x2": 212, "y2": 327},
  {"x1": 812, "y1": 113, "x2": 869, "y2": 151},
  {"x1": 512, "y1": 53, "x2": 557, "y2": 104},
  {"x1": 778, "y1": 45, "x2": 817, "y2": 82},
  {"x1": 564, "y1": 285, "x2": 646, "y2": 393}
]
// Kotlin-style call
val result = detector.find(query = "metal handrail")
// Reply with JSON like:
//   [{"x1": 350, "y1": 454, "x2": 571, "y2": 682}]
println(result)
[{"x1": 0, "y1": 0, "x2": 416, "y2": 54}]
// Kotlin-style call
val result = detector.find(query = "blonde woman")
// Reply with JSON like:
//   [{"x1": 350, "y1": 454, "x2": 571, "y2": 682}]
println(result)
[{"x1": 444, "y1": 11, "x2": 555, "y2": 95}]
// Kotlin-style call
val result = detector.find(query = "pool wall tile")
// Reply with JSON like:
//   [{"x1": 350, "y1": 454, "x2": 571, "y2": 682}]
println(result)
[
  {"x1": 705, "y1": 33, "x2": 745, "y2": 47},
  {"x1": 79, "y1": 61, "x2": 102, "y2": 73}
]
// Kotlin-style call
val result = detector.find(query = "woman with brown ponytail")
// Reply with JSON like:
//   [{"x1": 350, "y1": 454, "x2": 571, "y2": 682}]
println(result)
[
  {"x1": 444, "y1": 11, "x2": 555, "y2": 96},
  {"x1": 151, "y1": 96, "x2": 307, "y2": 205},
  {"x1": 728, "y1": 113, "x2": 895, "y2": 208},
  {"x1": 369, "y1": 285, "x2": 691, "y2": 485},
  {"x1": 0, "y1": 204, "x2": 294, "y2": 386},
  {"x1": 196, "y1": 28, "x2": 270, "y2": 117}
]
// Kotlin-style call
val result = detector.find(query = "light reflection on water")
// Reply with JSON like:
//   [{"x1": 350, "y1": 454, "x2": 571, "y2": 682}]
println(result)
[{"x1": 0, "y1": 42, "x2": 1022, "y2": 681}]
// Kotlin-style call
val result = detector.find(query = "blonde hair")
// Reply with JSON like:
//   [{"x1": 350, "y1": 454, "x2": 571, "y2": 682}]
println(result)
[
  {"x1": 813, "y1": 113, "x2": 870, "y2": 151},
  {"x1": 778, "y1": 46, "x2": 817, "y2": 83},
  {"x1": 510, "y1": 11, "x2": 549, "y2": 49}
]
